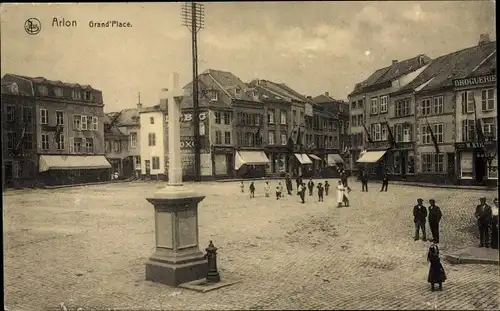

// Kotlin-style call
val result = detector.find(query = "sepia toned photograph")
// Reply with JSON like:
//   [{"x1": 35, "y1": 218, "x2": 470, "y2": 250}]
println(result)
[{"x1": 1, "y1": 1, "x2": 498, "y2": 310}]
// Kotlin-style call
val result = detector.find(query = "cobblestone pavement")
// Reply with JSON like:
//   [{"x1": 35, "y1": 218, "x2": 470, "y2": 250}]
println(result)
[{"x1": 4, "y1": 179, "x2": 499, "y2": 310}]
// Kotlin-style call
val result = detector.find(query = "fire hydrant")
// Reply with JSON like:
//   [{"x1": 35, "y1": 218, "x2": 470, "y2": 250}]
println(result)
[{"x1": 204, "y1": 240, "x2": 220, "y2": 283}]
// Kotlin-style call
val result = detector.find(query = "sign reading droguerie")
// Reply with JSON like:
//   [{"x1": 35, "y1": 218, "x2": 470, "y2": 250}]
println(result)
[{"x1": 453, "y1": 75, "x2": 496, "y2": 87}]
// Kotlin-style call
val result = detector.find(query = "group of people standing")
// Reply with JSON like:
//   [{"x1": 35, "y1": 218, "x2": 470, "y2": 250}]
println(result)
[{"x1": 474, "y1": 197, "x2": 499, "y2": 249}]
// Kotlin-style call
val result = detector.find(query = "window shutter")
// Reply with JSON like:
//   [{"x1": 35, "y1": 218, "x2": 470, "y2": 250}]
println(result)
[
  {"x1": 69, "y1": 138, "x2": 74, "y2": 153},
  {"x1": 461, "y1": 92, "x2": 466, "y2": 114}
]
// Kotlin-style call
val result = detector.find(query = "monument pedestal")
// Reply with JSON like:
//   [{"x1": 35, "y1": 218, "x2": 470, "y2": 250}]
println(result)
[{"x1": 145, "y1": 184, "x2": 207, "y2": 286}]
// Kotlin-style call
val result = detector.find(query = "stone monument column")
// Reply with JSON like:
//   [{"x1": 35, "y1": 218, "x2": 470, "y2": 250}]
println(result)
[{"x1": 145, "y1": 72, "x2": 208, "y2": 286}]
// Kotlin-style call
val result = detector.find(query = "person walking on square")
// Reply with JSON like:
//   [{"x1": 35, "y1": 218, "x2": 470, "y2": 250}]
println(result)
[
  {"x1": 307, "y1": 178, "x2": 315, "y2": 196},
  {"x1": 475, "y1": 197, "x2": 492, "y2": 247},
  {"x1": 380, "y1": 171, "x2": 389, "y2": 192},
  {"x1": 285, "y1": 177, "x2": 293, "y2": 195},
  {"x1": 264, "y1": 181, "x2": 271, "y2": 198},
  {"x1": 240, "y1": 181, "x2": 245, "y2": 193},
  {"x1": 427, "y1": 243, "x2": 446, "y2": 292},
  {"x1": 275, "y1": 185, "x2": 282, "y2": 200},
  {"x1": 317, "y1": 183, "x2": 324, "y2": 202},
  {"x1": 299, "y1": 183, "x2": 307, "y2": 204},
  {"x1": 295, "y1": 176, "x2": 302, "y2": 191},
  {"x1": 324, "y1": 181, "x2": 330, "y2": 196},
  {"x1": 343, "y1": 183, "x2": 350, "y2": 207},
  {"x1": 491, "y1": 198, "x2": 499, "y2": 250},
  {"x1": 341, "y1": 170, "x2": 348, "y2": 188},
  {"x1": 249, "y1": 182, "x2": 255, "y2": 198},
  {"x1": 361, "y1": 169, "x2": 368, "y2": 192},
  {"x1": 336, "y1": 181, "x2": 345, "y2": 208},
  {"x1": 413, "y1": 198, "x2": 427, "y2": 241},
  {"x1": 279, "y1": 182, "x2": 285, "y2": 197},
  {"x1": 428, "y1": 199, "x2": 442, "y2": 243}
]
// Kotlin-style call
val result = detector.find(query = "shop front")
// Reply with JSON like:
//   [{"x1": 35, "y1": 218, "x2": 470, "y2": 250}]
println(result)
[
  {"x1": 356, "y1": 149, "x2": 387, "y2": 178},
  {"x1": 212, "y1": 146, "x2": 234, "y2": 179},
  {"x1": 308, "y1": 153, "x2": 323, "y2": 177},
  {"x1": 456, "y1": 141, "x2": 497, "y2": 186},
  {"x1": 265, "y1": 147, "x2": 289, "y2": 177},
  {"x1": 38, "y1": 154, "x2": 112, "y2": 186},
  {"x1": 324, "y1": 153, "x2": 344, "y2": 177},
  {"x1": 234, "y1": 149, "x2": 270, "y2": 178},
  {"x1": 385, "y1": 142, "x2": 416, "y2": 180},
  {"x1": 293, "y1": 153, "x2": 313, "y2": 177}
]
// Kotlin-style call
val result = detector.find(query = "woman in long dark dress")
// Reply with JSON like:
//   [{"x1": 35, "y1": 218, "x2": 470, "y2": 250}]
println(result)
[{"x1": 427, "y1": 243, "x2": 446, "y2": 291}]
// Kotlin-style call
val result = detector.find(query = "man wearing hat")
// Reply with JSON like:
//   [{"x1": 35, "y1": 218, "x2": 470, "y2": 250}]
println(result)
[
  {"x1": 490, "y1": 198, "x2": 498, "y2": 249},
  {"x1": 475, "y1": 197, "x2": 492, "y2": 247},
  {"x1": 413, "y1": 198, "x2": 428, "y2": 241},
  {"x1": 428, "y1": 199, "x2": 442, "y2": 244}
]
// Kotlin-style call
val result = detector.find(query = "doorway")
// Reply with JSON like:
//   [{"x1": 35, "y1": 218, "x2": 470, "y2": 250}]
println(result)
[
  {"x1": 474, "y1": 149, "x2": 486, "y2": 183},
  {"x1": 447, "y1": 152, "x2": 455, "y2": 182},
  {"x1": 226, "y1": 154, "x2": 233, "y2": 176},
  {"x1": 145, "y1": 160, "x2": 151, "y2": 177},
  {"x1": 4, "y1": 162, "x2": 13, "y2": 186}
]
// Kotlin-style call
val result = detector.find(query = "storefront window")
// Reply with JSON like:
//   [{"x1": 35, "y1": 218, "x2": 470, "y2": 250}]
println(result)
[
  {"x1": 461, "y1": 152, "x2": 473, "y2": 179},
  {"x1": 393, "y1": 151, "x2": 401, "y2": 174},
  {"x1": 487, "y1": 156, "x2": 498, "y2": 179},
  {"x1": 277, "y1": 154, "x2": 286, "y2": 173},
  {"x1": 408, "y1": 151, "x2": 415, "y2": 174}
]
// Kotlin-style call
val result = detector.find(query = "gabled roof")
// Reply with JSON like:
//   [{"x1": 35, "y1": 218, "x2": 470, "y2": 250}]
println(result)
[
  {"x1": 4, "y1": 74, "x2": 95, "y2": 90},
  {"x1": 257, "y1": 80, "x2": 307, "y2": 102},
  {"x1": 249, "y1": 83, "x2": 292, "y2": 103},
  {"x1": 350, "y1": 54, "x2": 431, "y2": 96},
  {"x1": 105, "y1": 108, "x2": 140, "y2": 127},
  {"x1": 469, "y1": 51, "x2": 496, "y2": 77},
  {"x1": 395, "y1": 41, "x2": 496, "y2": 94},
  {"x1": 1, "y1": 75, "x2": 34, "y2": 96},
  {"x1": 312, "y1": 93, "x2": 343, "y2": 104}
]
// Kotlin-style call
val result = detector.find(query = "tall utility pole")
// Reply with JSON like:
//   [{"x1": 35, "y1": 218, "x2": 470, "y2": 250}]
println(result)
[{"x1": 181, "y1": 2, "x2": 205, "y2": 181}]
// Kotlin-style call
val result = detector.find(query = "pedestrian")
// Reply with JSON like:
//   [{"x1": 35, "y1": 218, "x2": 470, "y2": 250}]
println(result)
[
  {"x1": 279, "y1": 182, "x2": 285, "y2": 197},
  {"x1": 361, "y1": 169, "x2": 368, "y2": 192},
  {"x1": 317, "y1": 183, "x2": 324, "y2": 202},
  {"x1": 475, "y1": 197, "x2": 492, "y2": 248},
  {"x1": 264, "y1": 181, "x2": 270, "y2": 198},
  {"x1": 336, "y1": 180, "x2": 345, "y2": 208},
  {"x1": 413, "y1": 198, "x2": 427, "y2": 241},
  {"x1": 307, "y1": 178, "x2": 315, "y2": 196},
  {"x1": 286, "y1": 177, "x2": 293, "y2": 195},
  {"x1": 295, "y1": 176, "x2": 302, "y2": 191},
  {"x1": 240, "y1": 181, "x2": 244, "y2": 193},
  {"x1": 343, "y1": 183, "x2": 350, "y2": 207},
  {"x1": 275, "y1": 185, "x2": 281, "y2": 200},
  {"x1": 491, "y1": 198, "x2": 499, "y2": 250},
  {"x1": 324, "y1": 181, "x2": 330, "y2": 196},
  {"x1": 341, "y1": 171, "x2": 348, "y2": 188},
  {"x1": 428, "y1": 199, "x2": 442, "y2": 244},
  {"x1": 299, "y1": 182, "x2": 307, "y2": 204},
  {"x1": 380, "y1": 171, "x2": 389, "y2": 192},
  {"x1": 427, "y1": 243, "x2": 446, "y2": 292},
  {"x1": 249, "y1": 182, "x2": 255, "y2": 198}
]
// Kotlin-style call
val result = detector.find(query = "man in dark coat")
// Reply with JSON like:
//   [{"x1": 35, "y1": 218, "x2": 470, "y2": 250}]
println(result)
[
  {"x1": 295, "y1": 176, "x2": 302, "y2": 192},
  {"x1": 413, "y1": 198, "x2": 427, "y2": 241},
  {"x1": 307, "y1": 178, "x2": 315, "y2": 196},
  {"x1": 428, "y1": 199, "x2": 442, "y2": 243},
  {"x1": 299, "y1": 183, "x2": 307, "y2": 204},
  {"x1": 285, "y1": 177, "x2": 293, "y2": 195},
  {"x1": 360, "y1": 169, "x2": 368, "y2": 192},
  {"x1": 491, "y1": 198, "x2": 499, "y2": 250},
  {"x1": 475, "y1": 197, "x2": 492, "y2": 247},
  {"x1": 380, "y1": 171, "x2": 389, "y2": 192}
]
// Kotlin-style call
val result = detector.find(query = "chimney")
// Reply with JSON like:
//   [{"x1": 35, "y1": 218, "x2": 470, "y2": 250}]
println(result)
[
  {"x1": 392, "y1": 60, "x2": 398, "y2": 65},
  {"x1": 325, "y1": 92, "x2": 329, "y2": 96},
  {"x1": 478, "y1": 33, "x2": 491, "y2": 46},
  {"x1": 159, "y1": 88, "x2": 169, "y2": 110},
  {"x1": 137, "y1": 92, "x2": 142, "y2": 109}
]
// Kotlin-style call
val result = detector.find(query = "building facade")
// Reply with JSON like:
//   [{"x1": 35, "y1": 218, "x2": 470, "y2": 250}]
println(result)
[
  {"x1": 2, "y1": 74, "x2": 111, "y2": 186},
  {"x1": 1, "y1": 78, "x2": 37, "y2": 188},
  {"x1": 139, "y1": 104, "x2": 167, "y2": 180}
]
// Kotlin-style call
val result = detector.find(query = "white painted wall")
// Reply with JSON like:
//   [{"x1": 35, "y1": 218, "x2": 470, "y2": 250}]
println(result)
[{"x1": 139, "y1": 111, "x2": 166, "y2": 175}]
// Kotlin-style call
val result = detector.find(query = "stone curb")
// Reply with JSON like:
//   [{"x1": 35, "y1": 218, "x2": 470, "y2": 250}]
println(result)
[
  {"x1": 42, "y1": 179, "x2": 134, "y2": 189},
  {"x1": 443, "y1": 253, "x2": 500, "y2": 265}
]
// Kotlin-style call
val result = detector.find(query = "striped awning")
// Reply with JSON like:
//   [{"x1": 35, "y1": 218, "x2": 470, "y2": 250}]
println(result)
[{"x1": 39, "y1": 155, "x2": 111, "y2": 172}]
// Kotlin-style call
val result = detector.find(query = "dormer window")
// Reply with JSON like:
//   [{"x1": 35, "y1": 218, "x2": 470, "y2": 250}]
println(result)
[
  {"x1": 7, "y1": 82, "x2": 19, "y2": 94},
  {"x1": 84, "y1": 91, "x2": 93, "y2": 101},
  {"x1": 54, "y1": 87, "x2": 63, "y2": 97},
  {"x1": 38, "y1": 85, "x2": 48, "y2": 96},
  {"x1": 235, "y1": 87, "x2": 241, "y2": 98},
  {"x1": 418, "y1": 56, "x2": 425, "y2": 66},
  {"x1": 208, "y1": 90, "x2": 218, "y2": 101},
  {"x1": 72, "y1": 90, "x2": 82, "y2": 100}
]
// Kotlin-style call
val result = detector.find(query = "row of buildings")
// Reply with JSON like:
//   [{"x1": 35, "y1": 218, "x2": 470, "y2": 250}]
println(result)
[
  {"x1": 1, "y1": 71, "x2": 349, "y2": 187},
  {"x1": 349, "y1": 34, "x2": 497, "y2": 186}
]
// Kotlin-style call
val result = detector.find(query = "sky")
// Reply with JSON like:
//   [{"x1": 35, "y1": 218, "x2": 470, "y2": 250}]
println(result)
[{"x1": 0, "y1": 1, "x2": 496, "y2": 112}]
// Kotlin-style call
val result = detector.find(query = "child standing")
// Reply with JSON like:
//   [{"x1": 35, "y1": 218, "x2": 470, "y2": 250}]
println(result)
[
  {"x1": 279, "y1": 182, "x2": 285, "y2": 197},
  {"x1": 427, "y1": 243, "x2": 446, "y2": 291},
  {"x1": 264, "y1": 181, "x2": 271, "y2": 198},
  {"x1": 249, "y1": 182, "x2": 255, "y2": 198},
  {"x1": 307, "y1": 178, "x2": 315, "y2": 196},
  {"x1": 240, "y1": 181, "x2": 244, "y2": 193},
  {"x1": 275, "y1": 185, "x2": 281, "y2": 200},
  {"x1": 317, "y1": 183, "x2": 324, "y2": 202},
  {"x1": 324, "y1": 181, "x2": 330, "y2": 196}
]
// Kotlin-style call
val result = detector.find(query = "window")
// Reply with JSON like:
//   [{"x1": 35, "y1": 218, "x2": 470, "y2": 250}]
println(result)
[
  {"x1": 371, "y1": 123, "x2": 381, "y2": 141},
  {"x1": 357, "y1": 99, "x2": 364, "y2": 109},
  {"x1": 38, "y1": 85, "x2": 48, "y2": 96},
  {"x1": 224, "y1": 131, "x2": 231, "y2": 144},
  {"x1": 280, "y1": 132, "x2": 287, "y2": 145},
  {"x1": 71, "y1": 90, "x2": 81, "y2": 100},
  {"x1": 215, "y1": 130, "x2": 222, "y2": 144},
  {"x1": 73, "y1": 138, "x2": 82, "y2": 153},
  {"x1": 86, "y1": 138, "x2": 94, "y2": 153},
  {"x1": 234, "y1": 88, "x2": 241, "y2": 98},
  {"x1": 22, "y1": 133, "x2": 33, "y2": 150},
  {"x1": 152, "y1": 156, "x2": 160, "y2": 170},
  {"x1": 73, "y1": 115, "x2": 81, "y2": 130},
  {"x1": 215, "y1": 112, "x2": 221, "y2": 124},
  {"x1": 54, "y1": 87, "x2": 63, "y2": 97},
  {"x1": 208, "y1": 90, "x2": 218, "y2": 101},
  {"x1": 421, "y1": 153, "x2": 445, "y2": 173},
  {"x1": 22, "y1": 107, "x2": 32, "y2": 124},
  {"x1": 403, "y1": 126, "x2": 412, "y2": 142},
  {"x1": 149, "y1": 116, "x2": 154, "y2": 124},
  {"x1": 81, "y1": 116, "x2": 88, "y2": 130},
  {"x1": 393, "y1": 151, "x2": 401, "y2": 174},
  {"x1": 56, "y1": 111, "x2": 64, "y2": 125},
  {"x1": 86, "y1": 116, "x2": 92, "y2": 131},
  {"x1": 280, "y1": 111, "x2": 287, "y2": 125},
  {"x1": 421, "y1": 98, "x2": 432, "y2": 116},
  {"x1": 267, "y1": 109, "x2": 275, "y2": 124},
  {"x1": 380, "y1": 96, "x2": 388, "y2": 113},
  {"x1": 381, "y1": 125, "x2": 388, "y2": 141},
  {"x1": 460, "y1": 152, "x2": 473, "y2": 179},
  {"x1": 483, "y1": 119, "x2": 496, "y2": 139},
  {"x1": 421, "y1": 123, "x2": 443, "y2": 144},
  {"x1": 340, "y1": 120, "x2": 344, "y2": 134},
  {"x1": 40, "y1": 108, "x2": 48, "y2": 124},
  {"x1": 461, "y1": 119, "x2": 476, "y2": 141},
  {"x1": 130, "y1": 132, "x2": 137, "y2": 148},
  {"x1": 134, "y1": 156, "x2": 141, "y2": 169},
  {"x1": 434, "y1": 124, "x2": 443, "y2": 143},
  {"x1": 6, "y1": 105, "x2": 15, "y2": 121},
  {"x1": 92, "y1": 116, "x2": 98, "y2": 131},
  {"x1": 300, "y1": 111, "x2": 304, "y2": 125},
  {"x1": 7, "y1": 132, "x2": 15, "y2": 149},
  {"x1": 223, "y1": 112, "x2": 231, "y2": 125},
  {"x1": 84, "y1": 91, "x2": 92, "y2": 101},
  {"x1": 105, "y1": 140, "x2": 111, "y2": 153},
  {"x1": 293, "y1": 110, "x2": 297, "y2": 124},
  {"x1": 57, "y1": 134, "x2": 64, "y2": 150},
  {"x1": 394, "y1": 124, "x2": 403, "y2": 142},
  {"x1": 461, "y1": 91, "x2": 476, "y2": 113},
  {"x1": 351, "y1": 102, "x2": 356, "y2": 110},
  {"x1": 395, "y1": 99, "x2": 411, "y2": 117},
  {"x1": 41, "y1": 133, "x2": 49, "y2": 150},
  {"x1": 370, "y1": 98, "x2": 378, "y2": 114},
  {"x1": 481, "y1": 89, "x2": 495, "y2": 111},
  {"x1": 268, "y1": 131, "x2": 275, "y2": 145},
  {"x1": 148, "y1": 133, "x2": 156, "y2": 146},
  {"x1": 113, "y1": 140, "x2": 121, "y2": 153},
  {"x1": 433, "y1": 96, "x2": 444, "y2": 114},
  {"x1": 408, "y1": 151, "x2": 415, "y2": 174},
  {"x1": 488, "y1": 157, "x2": 497, "y2": 179},
  {"x1": 255, "y1": 114, "x2": 261, "y2": 126}
]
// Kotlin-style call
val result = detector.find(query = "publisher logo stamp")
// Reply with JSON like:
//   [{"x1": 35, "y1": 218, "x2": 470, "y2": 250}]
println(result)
[{"x1": 25, "y1": 18, "x2": 41, "y2": 35}]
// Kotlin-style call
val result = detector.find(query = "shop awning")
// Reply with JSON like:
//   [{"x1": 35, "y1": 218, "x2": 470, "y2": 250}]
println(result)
[
  {"x1": 39, "y1": 155, "x2": 112, "y2": 172},
  {"x1": 356, "y1": 151, "x2": 387, "y2": 163},
  {"x1": 308, "y1": 154, "x2": 322, "y2": 161},
  {"x1": 234, "y1": 151, "x2": 270, "y2": 170},
  {"x1": 327, "y1": 154, "x2": 344, "y2": 166},
  {"x1": 294, "y1": 153, "x2": 313, "y2": 165}
]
